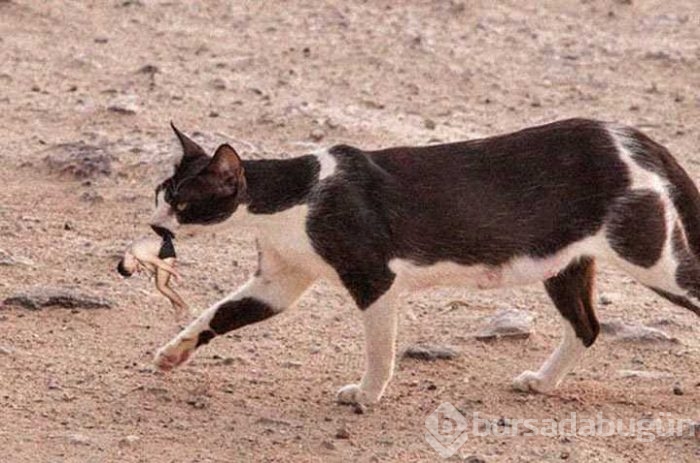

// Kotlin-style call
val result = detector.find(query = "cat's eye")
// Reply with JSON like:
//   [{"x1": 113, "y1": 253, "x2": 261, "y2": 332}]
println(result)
[{"x1": 176, "y1": 202, "x2": 188, "y2": 212}]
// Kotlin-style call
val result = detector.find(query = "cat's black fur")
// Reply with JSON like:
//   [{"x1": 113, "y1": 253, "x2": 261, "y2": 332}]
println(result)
[{"x1": 149, "y1": 118, "x2": 700, "y2": 403}]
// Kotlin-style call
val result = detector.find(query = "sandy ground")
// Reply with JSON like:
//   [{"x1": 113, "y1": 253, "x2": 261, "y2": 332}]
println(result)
[{"x1": 0, "y1": 1, "x2": 698, "y2": 462}]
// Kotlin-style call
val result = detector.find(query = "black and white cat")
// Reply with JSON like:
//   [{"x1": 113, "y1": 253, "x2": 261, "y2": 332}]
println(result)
[{"x1": 150, "y1": 119, "x2": 700, "y2": 405}]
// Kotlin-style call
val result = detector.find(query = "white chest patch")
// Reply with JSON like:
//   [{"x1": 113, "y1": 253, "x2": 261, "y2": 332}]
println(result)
[{"x1": 388, "y1": 232, "x2": 606, "y2": 293}]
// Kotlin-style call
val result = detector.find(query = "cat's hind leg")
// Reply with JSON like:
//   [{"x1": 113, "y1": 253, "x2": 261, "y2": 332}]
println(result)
[{"x1": 513, "y1": 257, "x2": 598, "y2": 393}]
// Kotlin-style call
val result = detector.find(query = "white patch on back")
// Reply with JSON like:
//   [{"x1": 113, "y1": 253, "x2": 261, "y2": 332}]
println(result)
[
  {"x1": 388, "y1": 231, "x2": 607, "y2": 293},
  {"x1": 607, "y1": 124, "x2": 666, "y2": 193},
  {"x1": 315, "y1": 149, "x2": 337, "y2": 180}
]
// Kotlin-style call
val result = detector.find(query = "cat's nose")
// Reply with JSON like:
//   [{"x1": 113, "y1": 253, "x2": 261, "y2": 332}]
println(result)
[{"x1": 150, "y1": 224, "x2": 175, "y2": 240}]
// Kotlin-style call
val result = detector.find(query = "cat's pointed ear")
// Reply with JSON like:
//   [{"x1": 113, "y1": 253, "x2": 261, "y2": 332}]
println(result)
[
  {"x1": 207, "y1": 144, "x2": 244, "y2": 182},
  {"x1": 170, "y1": 122, "x2": 207, "y2": 161}
]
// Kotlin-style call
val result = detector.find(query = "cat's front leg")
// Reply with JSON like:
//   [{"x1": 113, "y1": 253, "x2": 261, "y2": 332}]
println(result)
[
  {"x1": 337, "y1": 291, "x2": 398, "y2": 405},
  {"x1": 154, "y1": 253, "x2": 313, "y2": 371}
]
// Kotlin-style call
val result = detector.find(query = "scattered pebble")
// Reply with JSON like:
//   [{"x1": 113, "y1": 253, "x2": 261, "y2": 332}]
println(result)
[
  {"x1": 673, "y1": 383, "x2": 684, "y2": 395},
  {"x1": 352, "y1": 403, "x2": 366, "y2": 415},
  {"x1": 80, "y1": 190, "x2": 104, "y2": 204},
  {"x1": 119, "y1": 435, "x2": 140, "y2": 447},
  {"x1": 617, "y1": 370, "x2": 673, "y2": 380},
  {"x1": 335, "y1": 426, "x2": 350, "y2": 440},
  {"x1": 0, "y1": 249, "x2": 34, "y2": 267},
  {"x1": 210, "y1": 78, "x2": 227, "y2": 90},
  {"x1": 321, "y1": 440, "x2": 336, "y2": 450},
  {"x1": 423, "y1": 118, "x2": 436, "y2": 130},
  {"x1": 309, "y1": 128, "x2": 325, "y2": 142},
  {"x1": 137, "y1": 64, "x2": 159, "y2": 74},
  {"x1": 401, "y1": 344, "x2": 459, "y2": 361},
  {"x1": 107, "y1": 94, "x2": 139, "y2": 114},
  {"x1": 0, "y1": 346, "x2": 11, "y2": 355},
  {"x1": 68, "y1": 433, "x2": 91, "y2": 446},
  {"x1": 475, "y1": 308, "x2": 533, "y2": 340},
  {"x1": 185, "y1": 397, "x2": 208, "y2": 409}
]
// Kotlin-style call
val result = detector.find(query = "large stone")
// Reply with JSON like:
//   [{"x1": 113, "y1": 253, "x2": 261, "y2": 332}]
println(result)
[
  {"x1": 475, "y1": 309, "x2": 533, "y2": 340},
  {"x1": 601, "y1": 320, "x2": 678, "y2": 344},
  {"x1": 3, "y1": 287, "x2": 112, "y2": 310},
  {"x1": 43, "y1": 142, "x2": 112, "y2": 179}
]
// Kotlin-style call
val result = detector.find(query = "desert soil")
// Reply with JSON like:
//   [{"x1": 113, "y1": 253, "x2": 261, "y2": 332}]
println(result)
[{"x1": 0, "y1": 1, "x2": 698, "y2": 462}]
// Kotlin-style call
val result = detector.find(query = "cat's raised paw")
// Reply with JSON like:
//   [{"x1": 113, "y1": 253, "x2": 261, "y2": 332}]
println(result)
[
  {"x1": 511, "y1": 370, "x2": 555, "y2": 394},
  {"x1": 154, "y1": 336, "x2": 198, "y2": 371}
]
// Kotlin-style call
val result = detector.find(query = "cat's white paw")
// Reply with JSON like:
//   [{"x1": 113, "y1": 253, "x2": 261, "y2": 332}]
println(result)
[
  {"x1": 154, "y1": 335, "x2": 198, "y2": 371},
  {"x1": 512, "y1": 370, "x2": 556, "y2": 393},
  {"x1": 336, "y1": 384, "x2": 364, "y2": 404},
  {"x1": 336, "y1": 383, "x2": 382, "y2": 405}
]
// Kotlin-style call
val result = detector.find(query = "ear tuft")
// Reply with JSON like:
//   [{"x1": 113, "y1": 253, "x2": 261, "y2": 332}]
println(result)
[
  {"x1": 170, "y1": 122, "x2": 207, "y2": 160},
  {"x1": 208, "y1": 144, "x2": 243, "y2": 180}
]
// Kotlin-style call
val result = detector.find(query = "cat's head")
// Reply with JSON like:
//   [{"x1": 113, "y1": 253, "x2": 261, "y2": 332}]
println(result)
[{"x1": 149, "y1": 124, "x2": 247, "y2": 239}]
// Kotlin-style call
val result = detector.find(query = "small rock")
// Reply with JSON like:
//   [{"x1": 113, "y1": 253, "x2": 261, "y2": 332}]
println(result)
[
  {"x1": 137, "y1": 64, "x2": 159, "y2": 74},
  {"x1": 210, "y1": 78, "x2": 227, "y2": 90},
  {"x1": 601, "y1": 320, "x2": 678, "y2": 344},
  {"x1": 599, "y1": 295, "x2": 613, "y2": 306},
  {"x1": 68, "y1": 433, "x2": 91, "y2": 446},
  {"x1": 335, "y1": 426, "x2": 350, "y2": 439},
  {"x1": 43, "y1": 142, "x2": 112, "y2": 179},
  {"x1": 0, "y1": 346, "x2": 11, "y2": 355},
  {"x1": 617, "y1": 369, "x2": 673, "y2": 380},
  {"x1": 3, "y1": 287, "x2": 112, "y2": 310},
  {"x1": 673, "y1": 383, "x2": 684, "y2": 395},
  {"x1": 119, "y1": 435, "x2": 140, "y2": 447},
  {"x1": 309, "y1": 128, "x2": 325, "y2": 142},
  {"x1": 0, "y1": 249, "x2": 34, "y2": 267},
  {"x1": 321, "y1": 440, "x2": 336, "y2": 450},
  {"x1": 185, "y1": 397, "x2": 208, "y2": 409},
  {"x1": 401, "y1": 344, "x2": 459, "y2": 361},
  {"x1": 80, "y1": 190, "x2": 104, "y2": 203},
  {"x1": 464, "y1": 456, "x2": 486, "y2": 463},
  {"x1": 475, "y1": 308, "x2": 533, "y2": 340},
  {"x1": 281, "y1": 360, "x2": 302, "y2": 369},
  {"x1": 423, "y1": 118, "x2": 436, "y2": 130},
  {"x1": 107, "y1": 94, "x2": 139, "y2": 115},
  {"x1": 352, "y1": 403, "x2": 366, "y2": 415}
]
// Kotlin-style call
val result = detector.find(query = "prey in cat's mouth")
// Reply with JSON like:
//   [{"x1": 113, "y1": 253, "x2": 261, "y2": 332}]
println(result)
[{"x1": 150, "y1": 119, "x2": 700, "y2": 406}]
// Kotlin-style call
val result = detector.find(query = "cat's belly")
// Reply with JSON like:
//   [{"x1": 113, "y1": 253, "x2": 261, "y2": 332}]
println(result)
[{"x1": 388, "y1": 233, "x2": 604, "y2": 292}]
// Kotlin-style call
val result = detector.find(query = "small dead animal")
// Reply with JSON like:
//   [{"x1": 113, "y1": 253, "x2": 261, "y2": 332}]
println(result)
[{"x1": 117, "y1": 236, "x2": 190, "y2": 318}]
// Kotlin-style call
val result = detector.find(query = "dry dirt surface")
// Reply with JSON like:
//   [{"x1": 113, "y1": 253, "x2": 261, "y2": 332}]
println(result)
[{"x1": 0, "y1": 1, "x2": 698, "y2": 462}]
